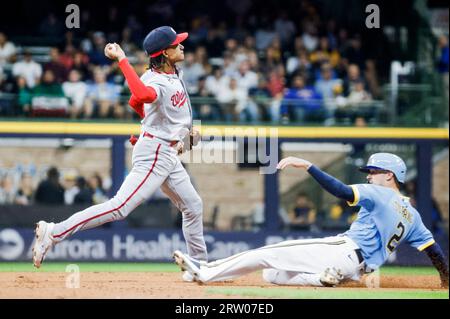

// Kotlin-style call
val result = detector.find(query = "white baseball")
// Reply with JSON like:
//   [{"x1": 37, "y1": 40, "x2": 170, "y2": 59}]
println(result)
[{"x1": 104, "y1": 43, "x2": 116, "y2": 59}]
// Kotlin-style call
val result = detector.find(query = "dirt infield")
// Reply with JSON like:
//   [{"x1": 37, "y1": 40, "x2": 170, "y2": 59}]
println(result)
[{"x1": 0, "y1": 272, "x2": 445, "y2": 299}]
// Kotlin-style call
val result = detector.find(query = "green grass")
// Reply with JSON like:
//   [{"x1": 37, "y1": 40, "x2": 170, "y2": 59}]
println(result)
[
  {"x1": 0, "y1": 262, "x2": 179, "y2": 272},
  {"x1": 379, "y1": 266, "x2": 440, "y2": 276},
  {"x1": 0, "y1": 263, "x2": 439, "y2": 276},
  {"x1": 206, "y1": 287, "x2": 449, "y2": 299}
]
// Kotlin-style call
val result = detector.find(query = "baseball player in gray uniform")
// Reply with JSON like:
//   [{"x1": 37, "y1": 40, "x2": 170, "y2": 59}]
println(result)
[{"x1": 32, "y1": 27, "x2": 208, "y2": 280}]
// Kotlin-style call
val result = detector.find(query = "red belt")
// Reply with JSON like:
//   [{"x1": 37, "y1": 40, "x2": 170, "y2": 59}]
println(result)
[{"x1": 143, "y1": 132, "x2": 178, "y2": 146}]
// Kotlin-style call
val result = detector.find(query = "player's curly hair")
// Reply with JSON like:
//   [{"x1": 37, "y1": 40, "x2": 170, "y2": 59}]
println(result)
[
  {"x1": 147, "y1": 55, "x2": 179, "y2": 75},
  {"x1": 148, "y1": 55, "x2": 166, "y2": 71}
]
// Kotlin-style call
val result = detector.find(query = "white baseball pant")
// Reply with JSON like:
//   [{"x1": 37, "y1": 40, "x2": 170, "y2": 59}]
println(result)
[
  {"x1": 195, "y1": 236, "x2": 363, "y2": 286},
  {"x1": 51, "y1": 134, "x2": 208, "y2": 261}
]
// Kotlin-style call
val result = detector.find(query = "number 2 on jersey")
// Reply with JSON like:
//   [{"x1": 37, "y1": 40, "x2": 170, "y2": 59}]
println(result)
[{"x1": 387, "y1": 222, "x2": 405, "y2": 253}]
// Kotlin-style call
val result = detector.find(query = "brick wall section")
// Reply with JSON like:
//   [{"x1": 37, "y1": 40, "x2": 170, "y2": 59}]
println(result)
[
  {"x1": 0, "y1": 147, "x2": 111, "y2": 182},
  {"x1": 178, "y1": 148, "x2": 346, "y2": 230},
  {"x1": 3, "y1": 146, "x2": 448, "y2": 231}
]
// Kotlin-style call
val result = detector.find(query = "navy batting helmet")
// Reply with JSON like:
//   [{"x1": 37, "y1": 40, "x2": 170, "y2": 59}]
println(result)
[
  {"x1": 359, "y1": 153, "x2": 407, "y2": 183},
  {"x1": 143, "y1": 26, "x2": 188, "y2": 58}
]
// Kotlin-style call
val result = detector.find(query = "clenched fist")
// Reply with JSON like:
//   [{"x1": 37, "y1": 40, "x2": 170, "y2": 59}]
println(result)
[{"x1": 104, "y1": 43, "x2": 126, "y2": 61}]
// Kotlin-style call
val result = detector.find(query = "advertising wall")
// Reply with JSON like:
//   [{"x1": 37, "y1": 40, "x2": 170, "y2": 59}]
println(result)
[{"x1": 1, "y1": 227, "x2": 447, "y2": 266}]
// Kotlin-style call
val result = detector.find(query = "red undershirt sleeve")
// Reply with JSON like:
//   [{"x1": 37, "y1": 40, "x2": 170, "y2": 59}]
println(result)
[
  {"x1": 118, "y1": 58, "x2": 157, "y2": 103},
  {"x1": 128, "y1": 95, "x2": 145, "y2": 119}
]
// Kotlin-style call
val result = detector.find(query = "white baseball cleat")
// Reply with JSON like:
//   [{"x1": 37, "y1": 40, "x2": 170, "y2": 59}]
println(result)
[
  {"x1": 173, "y1": 250, "x2": 202, "y2": 282},
  {"x1": 319, "y1": 267, "x2": 344, "y2": 287},
  {"x1": 182, "y1": 271, "x2": 195, "y2": 282},
  {"x1": 32, "y1": 221, "x2": 55, "y2": 268}
]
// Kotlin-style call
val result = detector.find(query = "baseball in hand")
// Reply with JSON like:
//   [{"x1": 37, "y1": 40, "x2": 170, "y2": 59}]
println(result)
[
  {"x1": 104, "y1": 43, "x2": 126, "y2": 60},
  {"x1": 104, "y1": 43, "x2": 114, "y2": 59}
]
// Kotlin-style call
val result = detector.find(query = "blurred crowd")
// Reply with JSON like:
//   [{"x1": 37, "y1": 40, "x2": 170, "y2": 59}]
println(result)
[
  {"x1": 0, "y1": 166, "x2": 109, "y2": 206},
  {"x1": 0, "y1": 1, "x2": 396, "y2": 125}
]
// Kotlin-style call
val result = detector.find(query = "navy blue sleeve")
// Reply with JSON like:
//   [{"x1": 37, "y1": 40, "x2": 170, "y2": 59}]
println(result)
[
  {"x1": 424, "y1": 243, "x2": 449, "y2": 288},
  {"x1": 307, "y1": 165, "x2": 354, "y2": 202}
]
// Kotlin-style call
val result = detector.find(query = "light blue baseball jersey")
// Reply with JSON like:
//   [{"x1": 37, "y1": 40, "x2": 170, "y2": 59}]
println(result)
[{"x1": 343, "y1": 184, "x2": 435, "y2": 270}]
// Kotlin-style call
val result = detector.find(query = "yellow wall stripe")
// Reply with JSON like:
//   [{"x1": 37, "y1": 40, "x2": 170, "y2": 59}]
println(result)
[
  {"x1": 0, "y1": 121, "x2": 141, "y2": 135},
  {"x1": 0, "y1": 122, "x2": 448, "y2": 139}
]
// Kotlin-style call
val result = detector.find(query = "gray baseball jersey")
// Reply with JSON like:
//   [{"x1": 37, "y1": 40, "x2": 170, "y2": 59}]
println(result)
[
  {"x1": 50, "y1": 67, "x2": 208, "y2": 262},
  {"x1": 140, "y1": 68, "x2": 193, "y2": 142}
]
